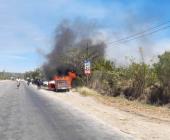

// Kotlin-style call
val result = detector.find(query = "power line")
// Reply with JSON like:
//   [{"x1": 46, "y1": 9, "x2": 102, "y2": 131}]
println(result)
[
  {"x1": 113, "y1": 25, "x2": 170, "y2": 45},
  {"x1": 106, "y1": 27, "x2": 170, "y2": 50},
  {"x1": 86, "y1": 20, "x2": 170, "y2": 56},
  {"x1": 108, "y1": 21, "x2": 170, "y2": 45}
]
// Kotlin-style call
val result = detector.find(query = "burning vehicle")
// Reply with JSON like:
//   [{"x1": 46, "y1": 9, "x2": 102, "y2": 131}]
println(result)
[
  {"x1": 48, "y1": 71, "x2": 76, "y2": 92},
  {"x1": 43, "y1": 20, "x2": 105, "y2": 92}
]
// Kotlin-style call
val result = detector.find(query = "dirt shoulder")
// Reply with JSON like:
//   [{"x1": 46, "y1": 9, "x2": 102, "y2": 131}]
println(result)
[
  {"x1": 76, "y1": 87, "x2": 170, "y2": 122},
  {"x1": 40, "y1": 87, "x2": 170, "y2": 140}
]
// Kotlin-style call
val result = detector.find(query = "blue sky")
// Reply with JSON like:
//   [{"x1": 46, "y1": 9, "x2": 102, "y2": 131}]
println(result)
[{"x1": 0, "y1": 0, "x2": 170, "y2": 72}]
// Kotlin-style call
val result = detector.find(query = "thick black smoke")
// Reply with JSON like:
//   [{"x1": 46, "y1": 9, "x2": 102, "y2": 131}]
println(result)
[{"x1": 43, "y1": 20, "x2": 106, "y2": 79}]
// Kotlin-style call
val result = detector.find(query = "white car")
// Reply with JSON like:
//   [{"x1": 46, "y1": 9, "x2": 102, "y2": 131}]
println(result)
[{"x1": 43, "y1": 81, "x2": 49, "y2": 86}]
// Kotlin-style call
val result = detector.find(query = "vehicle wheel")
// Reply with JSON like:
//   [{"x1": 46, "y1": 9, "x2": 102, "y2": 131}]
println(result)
[{"x1": 67, "y1": 89, "x2": 70, "y2": 92}]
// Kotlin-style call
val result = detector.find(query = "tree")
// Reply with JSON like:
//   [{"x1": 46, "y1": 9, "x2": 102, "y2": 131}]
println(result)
[
  {"x1": 24, "y1": 68, "x2": 44, "y2": 80},
  {"x1": 93, "y1": 58, "x2": 114, "y2": 72},
  {"x1": 154, "y1": 51, "x2": 170, "y2": 89}
]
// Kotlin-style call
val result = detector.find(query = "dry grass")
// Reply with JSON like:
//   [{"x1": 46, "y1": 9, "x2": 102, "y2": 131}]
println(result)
[
  {"x1": 75, "y1": 87, "x2": 99, "y2": 97},
  {"x1": 76, "y1": 87, "x2": 170, "y2": 121}
]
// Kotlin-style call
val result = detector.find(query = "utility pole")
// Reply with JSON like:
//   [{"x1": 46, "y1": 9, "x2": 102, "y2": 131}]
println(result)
[
  {"x1": 86, "y1": 42, "x2": 89, "y2": 86},
  {"x1": 139, "y1": 47, "x2": 145, "y2": 95},
  {"x1": 86, "y1": 42, "x2": 89, "y2": 58}
]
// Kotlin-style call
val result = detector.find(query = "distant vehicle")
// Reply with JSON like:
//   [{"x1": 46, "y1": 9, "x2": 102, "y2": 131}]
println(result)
[
  {"x1": 26, "y1": 77, "x2": 31, "y2": 86},
  {"x1": 48, "y1": 71, "x2": 76, "y2": 92},
  {"x1": 43, "y1": 81, "x2": 48, "y2": 87},
  {"x1": 10, "y1": 77, "x2": 15, "y2": 80}
]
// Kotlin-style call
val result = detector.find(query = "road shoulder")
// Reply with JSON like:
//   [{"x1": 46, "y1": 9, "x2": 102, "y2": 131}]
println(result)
[{"x1": 37, "y1": 87, "x2": 170, "y2": 140}]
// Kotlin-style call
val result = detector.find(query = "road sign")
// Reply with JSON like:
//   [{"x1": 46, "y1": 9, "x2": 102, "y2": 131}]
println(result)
[{"x1": 84, "y1": 60, "x2": 91, "y2": 75}]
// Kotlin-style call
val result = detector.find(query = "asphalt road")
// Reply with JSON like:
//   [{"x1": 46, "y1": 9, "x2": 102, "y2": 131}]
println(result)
[{"x1": 0, "y1": 81, "x2": 133, "y2": 140}]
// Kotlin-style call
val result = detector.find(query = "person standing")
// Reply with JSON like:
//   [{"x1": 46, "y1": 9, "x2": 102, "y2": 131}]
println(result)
[
  {"x1": 27, "y1": 78, "x2": 31, "y2": 86},
  {"x1": 16, "y1": 77, "x2": 21, "y2": 89},
  {"x1": 37, "y1": 79, "x2": 41, "y2": 89}
]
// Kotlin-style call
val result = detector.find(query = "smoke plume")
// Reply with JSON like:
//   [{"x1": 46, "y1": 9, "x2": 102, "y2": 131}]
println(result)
[{"x1": 43, "y1": 19, "x2": 106, "y2": 79}]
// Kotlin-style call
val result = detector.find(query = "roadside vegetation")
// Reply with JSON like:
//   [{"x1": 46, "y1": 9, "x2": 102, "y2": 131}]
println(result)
[
  {"x1": 24, "y1": 68, "x2": 44, "y2": 80},
  {"x1": 0, "y1": 71, "x2": 7, "y2": 80},
  {"x1": 73, "y1": 50, "x2": 170, "y2": 106},
  {"x1": 0, "y1": 71, "x2": 23, "y2": 80},
  {"x1": 81, "y1": 52, "x2": 170, "y2": 105},
  {"x1": 24, "y1": 20, "x2": 170, "y2": 107},
  {"x1": 86, "y1": 51, "x2": 170, "y2": 106},
  {"x1": 26, "y1": 50, "x2": 170, "y2": 106}
]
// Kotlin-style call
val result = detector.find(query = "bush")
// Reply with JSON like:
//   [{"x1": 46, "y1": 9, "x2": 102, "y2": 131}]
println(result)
[
  {"x1": 146, "y1": 85, "x2": 170, "y2": 105},
  {"x1": 90, "y1": 71, "x2": 121, "y2": 97},
  {"x1": 72, "y1": 76, "x2": 84, "y2": 87},
  {"x1": 154, "y1": 52, "x2": 170, "y2": 94},
  {"x1": 123, "y1": 87, "x2": 136, "y2": 100},
  {"x1": 77, "y1": 52, "x2": 170, "y2": 106}
]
